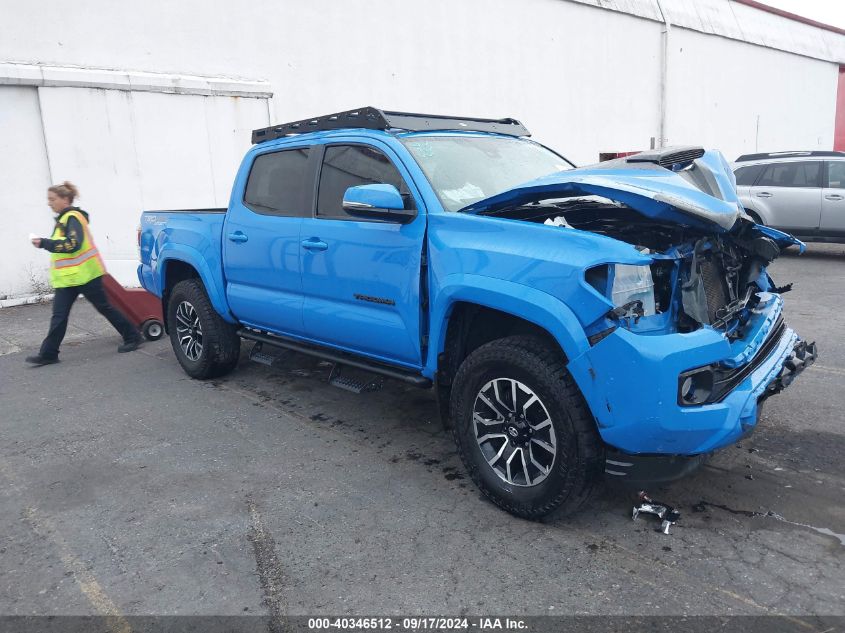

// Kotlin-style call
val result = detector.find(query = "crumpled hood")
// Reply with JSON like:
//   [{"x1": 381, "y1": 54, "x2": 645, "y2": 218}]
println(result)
[{"x1": 461, "y1": 149, "x2": 744, "y2": 231}]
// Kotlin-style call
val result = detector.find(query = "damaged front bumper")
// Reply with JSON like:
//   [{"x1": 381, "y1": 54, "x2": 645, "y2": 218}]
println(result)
[
  {"x1": 567, "y1": 292, "x2": 816, "y2": 469},
  {"x1": 760, "y1": 338, "x2": 817, "y2": 401}
]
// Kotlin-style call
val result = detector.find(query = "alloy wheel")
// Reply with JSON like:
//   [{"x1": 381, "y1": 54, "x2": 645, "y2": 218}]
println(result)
[
  {"x1": 175, "y1": 301, "x2": 203, "y2": 361},
  {"x1": 472, "y1": 378, "x2": 557, "y2": 487}
]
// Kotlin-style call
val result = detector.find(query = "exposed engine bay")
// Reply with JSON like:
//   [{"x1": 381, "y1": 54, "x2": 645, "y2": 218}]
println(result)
[{"x1": 477, "y1": 197, "x2": 792, "y2": 339}]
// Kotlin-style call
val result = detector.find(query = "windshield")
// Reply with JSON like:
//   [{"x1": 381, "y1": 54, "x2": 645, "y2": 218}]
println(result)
[{"x1": 401, "y1": 135, "x2": 573, "y2": 212}]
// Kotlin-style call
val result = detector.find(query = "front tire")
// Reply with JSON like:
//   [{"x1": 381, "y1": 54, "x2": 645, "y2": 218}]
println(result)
[
  {"x1": 167, "y1": 279, "x2": 240, "y2": 379},
  {"x1": 450, "y1": 335, "x2": 603, "y2": 519}
]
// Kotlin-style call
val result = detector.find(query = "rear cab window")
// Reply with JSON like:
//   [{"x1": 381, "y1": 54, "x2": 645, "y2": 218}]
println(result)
[{"x1": 244, "y1": 147, "x2": 311, "y2": 216}]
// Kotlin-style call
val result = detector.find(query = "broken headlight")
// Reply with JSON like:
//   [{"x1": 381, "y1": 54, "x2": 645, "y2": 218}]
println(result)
[
  {"x1": 611, "y1": 264, "x2": 656, "y2": 316},
  {"x1": 586, "y1": 263, "x2": 656, "y2": 318}
]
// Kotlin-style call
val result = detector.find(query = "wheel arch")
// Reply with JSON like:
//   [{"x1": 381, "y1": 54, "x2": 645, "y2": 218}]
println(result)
[
  {"x1": 744, "y1": 207, "x2": 764, "y2": 225},
  {"x1": 428, "y1": 276, "x2": 590, "y2": 425},
  {"x1": 159, "y1": 247, "x2": 235, "y2": 328}
]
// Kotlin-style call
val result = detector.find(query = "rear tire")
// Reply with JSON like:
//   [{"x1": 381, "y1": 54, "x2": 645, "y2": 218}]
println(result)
[
  {"x1": 167, "y1": 279, "x2": 240, "y2": 379},
  {"x1": 450, "y1": 335, "x2": 603, "y2": 520}
]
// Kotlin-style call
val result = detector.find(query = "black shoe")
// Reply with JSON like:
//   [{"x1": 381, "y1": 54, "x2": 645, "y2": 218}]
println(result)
[
  {"x1": 26, "y1": 355, "x2": 59, "y2": 366},
  {"x1": 118, "y1": 338, "x2": 144, "y2": 353}
]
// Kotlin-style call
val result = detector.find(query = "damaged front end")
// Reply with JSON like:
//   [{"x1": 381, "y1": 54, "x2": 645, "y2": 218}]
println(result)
[
  {"x1": 580, "y1": 214, "x2": 797, "y2": 349},
  {"x1": 464, "y1": 147, "x2": 816, "y2": 480}
]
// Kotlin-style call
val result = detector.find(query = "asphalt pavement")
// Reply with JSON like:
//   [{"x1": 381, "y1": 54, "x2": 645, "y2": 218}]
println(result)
[{"x1": 0, "y1": 244, "x2": 843, "y2": 620}]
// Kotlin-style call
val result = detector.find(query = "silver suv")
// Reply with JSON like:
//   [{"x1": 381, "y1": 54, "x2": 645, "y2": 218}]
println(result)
[{"x1": 732, "y1": 151, "x2": 845, "y2": 243}]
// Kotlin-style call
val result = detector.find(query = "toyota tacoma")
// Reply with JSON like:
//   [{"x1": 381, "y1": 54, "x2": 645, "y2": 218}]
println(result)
[{"x1": 138, "y1": 107, "x2": 815, "y2": 519}]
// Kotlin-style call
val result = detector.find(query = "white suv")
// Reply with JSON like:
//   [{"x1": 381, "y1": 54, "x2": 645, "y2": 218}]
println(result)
[{"x1": 733, "y1": 151, "x2": 845, "y2": 243}]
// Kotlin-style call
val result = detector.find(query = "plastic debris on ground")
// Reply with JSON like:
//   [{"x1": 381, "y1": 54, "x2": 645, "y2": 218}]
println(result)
[{"x1": 632, "y1": 491, "x2": 681, "y2": 534}]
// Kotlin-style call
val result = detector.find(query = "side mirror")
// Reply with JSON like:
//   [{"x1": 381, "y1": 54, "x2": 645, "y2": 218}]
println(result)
[{"x1": 342, "y1": 184, "x2": 416, "y2": 224}]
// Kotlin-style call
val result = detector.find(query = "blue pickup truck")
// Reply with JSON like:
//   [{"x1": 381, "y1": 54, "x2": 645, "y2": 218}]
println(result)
[{"x1": 139, "y1": 107, "x2": 815, "y2": 519}]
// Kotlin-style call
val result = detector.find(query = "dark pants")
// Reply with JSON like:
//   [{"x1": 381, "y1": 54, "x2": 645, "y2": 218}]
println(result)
[{"x1": 39, "y1": 276, "x2": 140, "y2": 359}]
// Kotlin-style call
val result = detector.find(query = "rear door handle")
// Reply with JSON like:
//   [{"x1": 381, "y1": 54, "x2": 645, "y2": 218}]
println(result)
[
  {"x1": 301, "y1": 238, "x2": 328, "y2": 252},
  {"x1": 227, "y1": 231, "x2": 248, "y2": 243},
  {"x1": 755, "y1": 192, "x2": 773, "y2": 198},
  {"x1": 825, "y1": 194, "x2": 844, "y2": 201}
]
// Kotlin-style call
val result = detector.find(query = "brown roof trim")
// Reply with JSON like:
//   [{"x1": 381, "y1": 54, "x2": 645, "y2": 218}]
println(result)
[{"x1": 733, "y1": 0, "x2": 845, "y2": 36}]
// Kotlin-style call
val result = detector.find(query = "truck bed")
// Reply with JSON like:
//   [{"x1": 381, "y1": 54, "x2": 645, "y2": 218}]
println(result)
[{"x1": 138, "y1": 208, "x2": 230, "y2": 318}]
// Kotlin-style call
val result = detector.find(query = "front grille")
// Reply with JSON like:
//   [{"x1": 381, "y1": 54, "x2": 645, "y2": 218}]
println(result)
[{"x1": 700, "y1": 256, "x2": 729, "y2": 324}]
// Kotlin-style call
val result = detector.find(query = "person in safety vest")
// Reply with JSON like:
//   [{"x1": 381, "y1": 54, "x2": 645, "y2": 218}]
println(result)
[{"x1": 25, "y1": 181, "x2": 143, "y2": 365}]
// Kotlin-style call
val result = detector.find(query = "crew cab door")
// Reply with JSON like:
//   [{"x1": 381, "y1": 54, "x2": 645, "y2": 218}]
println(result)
[
  {"x1": 749, "y1": 160, "x2": 822, "y2": 232},
  {"x1": 821, "y1": 160, "x2": 845, "y2": 235},
  {"x1": 299, "y1": 141, "x2": 426, "y2": 368},
  {"x1": 223, "y1": 146, "x2": 312, "y2": 336}
]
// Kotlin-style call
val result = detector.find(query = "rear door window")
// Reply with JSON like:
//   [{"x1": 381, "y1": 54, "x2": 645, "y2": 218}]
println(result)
[
  {"x1": 827, "y1": 162, "x2": 845, "y2": 189},
  {"x1": 243, "y1": 148, "x2": 311, "y2": 216},
  {"x1": 756, "y1": 161, "x2": 822, "y2": 188},
  {"x1": 316, "y1": 145, "x2": 413, "y2": 219}
]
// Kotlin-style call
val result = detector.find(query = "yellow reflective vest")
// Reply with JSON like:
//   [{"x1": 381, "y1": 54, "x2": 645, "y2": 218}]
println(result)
[{"x1": 49, "y1": 210, "x2": 106, "y2": 288}]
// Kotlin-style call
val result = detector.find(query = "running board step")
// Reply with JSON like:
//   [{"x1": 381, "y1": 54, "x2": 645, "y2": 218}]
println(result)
[
  {"x1": 237, "y1": 328, "x2": 432, "y2": 388},
  {"x1": 328, "y1": 364, "x2": 383, "y2": 394},
  {"x1": 248, "y1": 342, "x2": 286, "y2": 367}
]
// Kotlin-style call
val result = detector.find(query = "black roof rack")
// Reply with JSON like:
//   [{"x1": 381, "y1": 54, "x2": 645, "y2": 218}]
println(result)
[
  {"x1": 735, "y1": 150, "x2": 845, "y2": 162},
  {"x1": 251, "y1": 106, "x2": 530, "y2": 144}
]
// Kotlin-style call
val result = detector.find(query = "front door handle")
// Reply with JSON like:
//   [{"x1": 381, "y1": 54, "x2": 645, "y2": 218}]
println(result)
[
  {"x1": 825, "y1": 194, "x2": 844, "y2": 201},
  {"x1": 301, "y1": 238, "x2": 328, "y2": 252},
  {"x1": 227, "y1": 231, "x2": 248, "y2": 243},
  {"x1": 755, "y1": 192, "x2": 773, "y2": 198}
]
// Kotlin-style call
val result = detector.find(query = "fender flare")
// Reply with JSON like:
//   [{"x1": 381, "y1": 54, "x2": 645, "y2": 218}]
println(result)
[
  {"x1": 158, "y1": 245, "x2": 235, "y2": 323},
  {"x1": 425, "y1": 273, "x2": 590, "y2": 377}
]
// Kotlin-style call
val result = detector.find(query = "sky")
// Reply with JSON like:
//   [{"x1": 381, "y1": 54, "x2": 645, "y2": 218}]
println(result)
[{"x1": 758, "y1": 0, "x2": 845, "y2": 30}]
